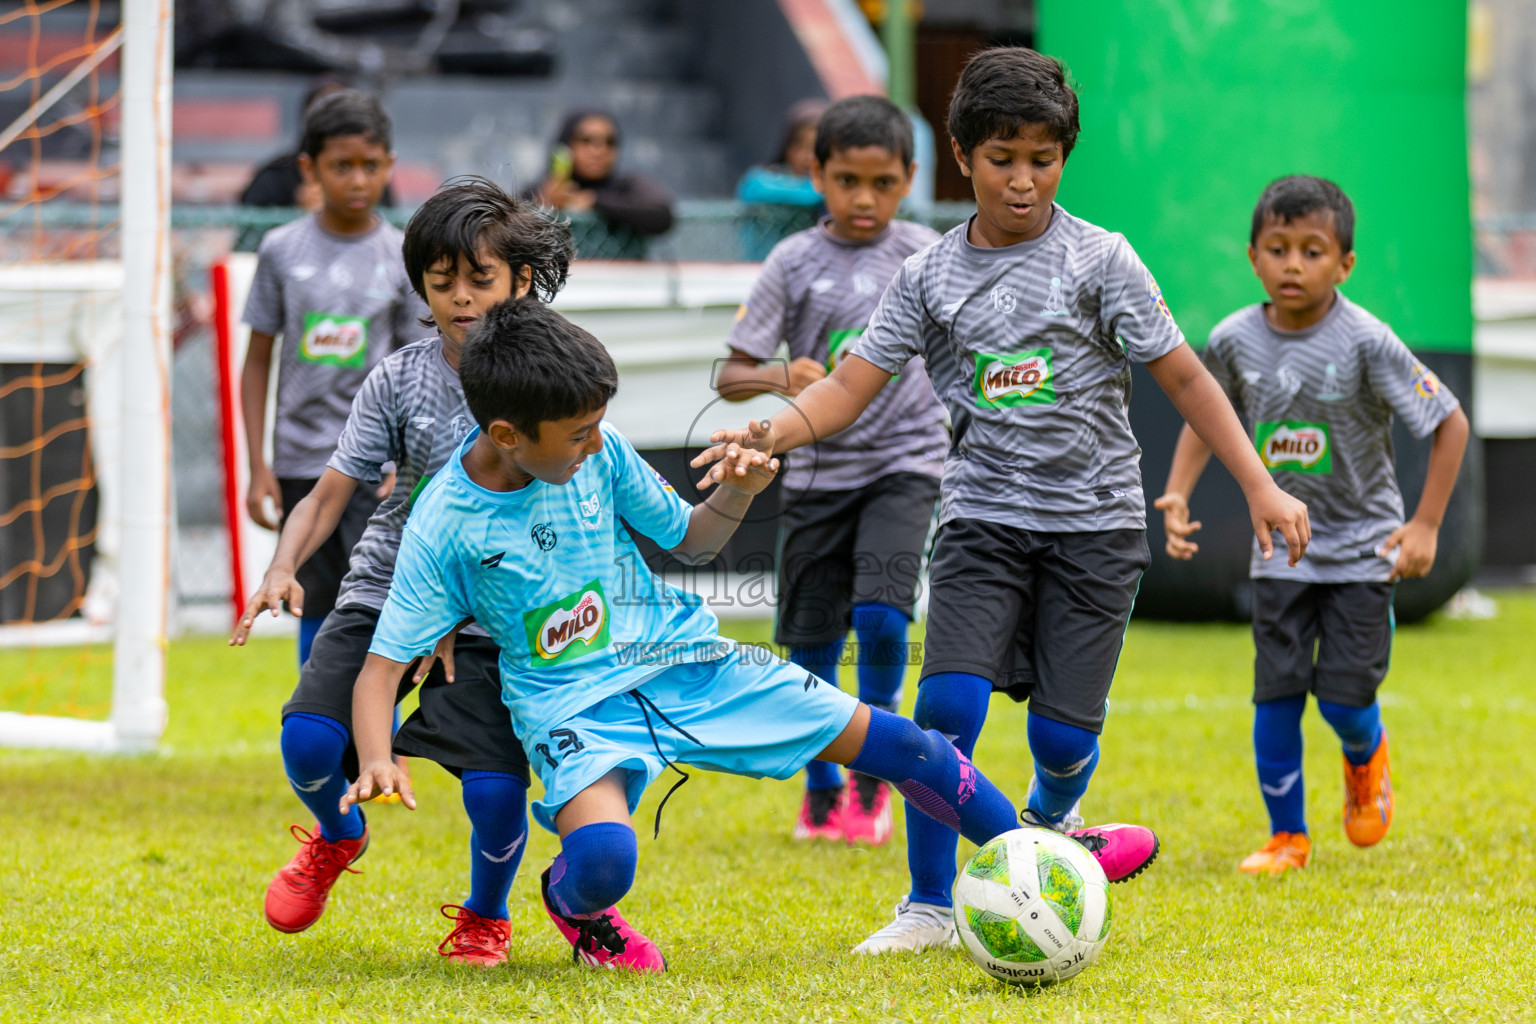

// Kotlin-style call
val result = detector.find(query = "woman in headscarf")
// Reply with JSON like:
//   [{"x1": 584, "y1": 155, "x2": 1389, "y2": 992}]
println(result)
[
  {"x1": 526, "y1": 109, "x2": 674, "y2": 258},
  {"x1": 734, "y1": 98, "x2": 827, "y2": 260}
]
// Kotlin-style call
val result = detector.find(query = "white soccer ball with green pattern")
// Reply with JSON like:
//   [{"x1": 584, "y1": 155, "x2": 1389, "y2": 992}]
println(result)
[{"x1": 952, "y1": 827, "x2": 1111, "y2": 985}]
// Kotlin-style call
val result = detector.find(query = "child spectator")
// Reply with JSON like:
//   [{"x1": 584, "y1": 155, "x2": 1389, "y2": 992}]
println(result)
[
  {"x1": 697, "y1": 47, "x2": 1312, "y2": 953},
  {"x1": 525, "y1": 109, "x2": 674, "y2": 259},
  {"x1": 1156, "y1": 175, "x2": 1469, "y2": 875},
  {"x1": 240, "y1": 89, "x2": 425, "y2": 665},
  {"x1": 715, "y1": 94, "x2": 947, "y2": 847},
  {"x1": 736, "y1": 98, "x2": 827, "y2": 260}
]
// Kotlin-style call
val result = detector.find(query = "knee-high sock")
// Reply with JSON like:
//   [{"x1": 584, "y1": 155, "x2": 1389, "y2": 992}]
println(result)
[
  {"x1": 297, "y1": 614, "x2": 325, "y2": 667},
  {"x1": 546, "y1": 822, "x2": 638, "y2": 918},
  {"x1": 1026, "y1": 713, "x2": 1100, "y2": 825},
  {"x1": 280, "y1": 712, "x2": 363, "y2": 842},
  {"x1": 899, "y1": 672, "x2": 991, "y2": 906},
  {"x1": 792, "y1": 641, "x2": 844, "y2": 791},
  {"x1": 848, "y1": 703, "x2": 1014, "y2": 875},
  {"x1": 460, "y1": 770, "x2": 529, "y2": 921},
  {"x1": 1254, "y1": 695, "x2": 1308, "y2": 835},
  {"x1": 852, "y1": 602, "x2": 908, "y2": 715},
  {"x1": 1316, "y1": 698, "x2": 1383, "y2": 766}
]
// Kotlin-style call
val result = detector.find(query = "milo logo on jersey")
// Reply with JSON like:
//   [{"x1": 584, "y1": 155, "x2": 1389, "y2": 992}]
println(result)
[
  {"x1": 299, "y1": 312, "x2": 368, "y2": 367},
  {"x1": 973, "y1": 348, "x2": 1055, "y2": 408},
  {"x1": 825, "y1": 328, "x2": 864, "y2": 373},
  {"x1": 523, "y1": 580, "x2": 612, "y2": 667},
  {"x1": 1255, "y1": 421, "x2": 1332, "y2": 474}
]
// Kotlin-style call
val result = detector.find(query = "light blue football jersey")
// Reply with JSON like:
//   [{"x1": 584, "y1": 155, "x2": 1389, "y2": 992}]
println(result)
[{"x1": 371, "y1": 421, "x2": 731, "y2": 741}]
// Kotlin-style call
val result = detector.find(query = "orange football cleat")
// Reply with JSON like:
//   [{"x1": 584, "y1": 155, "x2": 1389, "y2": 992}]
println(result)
[
  {"x1": 1238, "y1": 831, "x2": 1311, "y2": 875},
  {"x1": 1343, "y1": 732, "x2": 1393, "y2": 847}
]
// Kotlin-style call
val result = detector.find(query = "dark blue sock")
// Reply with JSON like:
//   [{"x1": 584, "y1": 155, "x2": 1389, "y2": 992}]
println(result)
[
  {"x1": 460, "y1": 770, "x2": 529, "y2": 921},
  {"x1": 1317, "y1": 699, "x2": 1384, "y2": 766},
  {"x1": 547, "y1": 821, "x2": 638, "y2": 917},
  {"x1": 852, "y1": 602, "x2": 908, "y2": 714},
  {"x1": 280, "y1": 712, "x2": 363, "y2": 842},
  {"x1": 1254, "y1": 695, "x2": 1308, "y2": 835},
  {"x1": 849, "y1": 705, "x2": 1014, "y2": 851},
  {"x1": 1026, "y1": 713, "x2": 1100, "y2": 824},
  {"x1": 901, "y1": 672, "x2": 991, "y2": 907},
  {"x1": 792, "y1": 641, "x2": 844, "y2": 791},
  {"x1": 297, "y1": 614, "x2": 325, "y2": 667}
]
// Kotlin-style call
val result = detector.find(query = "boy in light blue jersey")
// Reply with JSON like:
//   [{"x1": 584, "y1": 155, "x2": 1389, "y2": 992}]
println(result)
[{"x1": 341, "y1": 298, "x2": 1026, "y2": 973}]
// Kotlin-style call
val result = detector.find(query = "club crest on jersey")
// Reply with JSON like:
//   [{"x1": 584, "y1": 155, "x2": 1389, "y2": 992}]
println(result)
[
  {"x1": 298, "y1": 312, "x2": 368, "y2": 367},
  {"x1": 1411, "y1": 362, "x2": 1441, "y2": 398},
  {"x1": 1255, "y1": 421, "x2": 1332, "y2": 474},
  {"x1": 991, "y1": 284, "x2": 1019, "y2": 314},
  {"x1": 973, "y1": 348, "x2": 1056, "y2": 408},
  {"x1": 523, "y1": 581, "x2": 611, "y2": 666},
  {"x1": 578, "y1": 490, "x2": 603, "y2": 529},
  {"x1": 531, "y1": 523, "x2": 557, "y2": 551}
]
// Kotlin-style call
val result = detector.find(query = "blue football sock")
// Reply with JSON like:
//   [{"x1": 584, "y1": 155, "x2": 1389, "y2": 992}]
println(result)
[
  {"x1": 297, "y1": 614, "x2": 325, "y2": 667},
  {"x1": 546, "y1": 821, "x2": 638, "y2": 918},
  {"x1": 901, "y1": 672, "x2": 992, "y2": 907},
  {"x1": 1026, "y1": 713, "x2": 1100, "y2": 825},
  {"x1": 459, "y1": 770, "x2": 529, "y2": 921},
  {"x1": 1254, "y1": 695, "x2": 1308, "y2": 835},
  {"x1": 792, "y1": 641, "x2": 844, "y2": 791},
  {"x1": 849, "y1": 704, "x2": 1014, "y2": 852},
  {"x1": 280, "y1": 712, "x2": 363, "y2": 842},
  {"x1": 852, "y1": 602, "x2": 908, "y2": 714},
  {"x1": 1317, "y1": 699, "x2": 1384, "y2": 767}
]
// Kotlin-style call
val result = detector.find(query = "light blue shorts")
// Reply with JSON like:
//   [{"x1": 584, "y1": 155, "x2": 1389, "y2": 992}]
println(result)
[{"x1": 525, "y1": 648, "x2": 860, "y2": 833}]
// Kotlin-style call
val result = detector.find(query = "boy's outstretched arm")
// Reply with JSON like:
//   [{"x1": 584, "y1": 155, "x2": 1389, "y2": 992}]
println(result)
[
  {"x1": 229, "y1": 467, "x2": 360, "y2": 645},
  {"x1": 1154, "y1": 425, "x2": 1214, "y2": 559},
  {"x1": 340, "y1": 653, "x2": 417, "y2": 810},
  {"x1": 1382, "y1": 406, "x2": 1469, "y2": 581},
  {"x1": 1146, "y1": 344, "x2": 1311, "y2": 565},
  {"x1": 691, "y1": 354, "x2": 892, "y2": 484},
  {"x1": 671, "y1": 451, "x2": 780, "y2": 565}
]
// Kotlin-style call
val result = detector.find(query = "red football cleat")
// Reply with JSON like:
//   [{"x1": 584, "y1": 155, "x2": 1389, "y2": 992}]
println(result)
[
  {"x1": 263, "y1": 823, "x2": 368, "y2": 934},
  {"x1": 438, "y1": 904, "x2": 511, "y2": 966}
]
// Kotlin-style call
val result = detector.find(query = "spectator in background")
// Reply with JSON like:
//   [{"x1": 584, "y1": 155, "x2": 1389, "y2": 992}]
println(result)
[
  {"x1": 736, "y1": 99, "x2": 827, "y2": 260},
  {"x1": 525, "y1": 109, "x2": 674, "y2": 259}
]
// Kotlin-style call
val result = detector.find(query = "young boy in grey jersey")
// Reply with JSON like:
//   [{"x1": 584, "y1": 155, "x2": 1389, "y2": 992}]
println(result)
[
  {"x1": 714, "y1": 95, "x2": 948, "y2": 847},
  {"x1": 696, "y1": 47, "x2": 1311, "y2": 953},
  {"x1": 230, "y1": 179, "x2": 574, "y2": 964},
  {"x1": 240, "y1": 90, "x2": 427, "y2": 665},
  {"x1": 1156, "y1": 176, "x2": 1468, "y2": 875}
]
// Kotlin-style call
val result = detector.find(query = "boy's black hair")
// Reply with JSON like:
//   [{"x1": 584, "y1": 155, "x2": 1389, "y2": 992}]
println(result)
[
  {"x1": 947, "y1": 47, "x2": 1079, "y2": 159},
  {"x1": 403, "y1": 177, "x2": 574, "y2": 320},
  {"x1": 300, "y1": 89, "x2": 392, "y2": 160},
  {"x1": 460, "y1": 298, "x2": 618, "y2": 440},
  {"x1": 1250, "y1": 175, "x2": 1356, "y2": 253},
  {"x1": 813, "y1": 95, "x2": 914, "y2": 167}
]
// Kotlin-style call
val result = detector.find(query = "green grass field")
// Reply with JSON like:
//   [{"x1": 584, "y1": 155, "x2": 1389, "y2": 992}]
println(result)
[{"x1": 2, "y1": 595, "x2": 1534, "y2": 1023}]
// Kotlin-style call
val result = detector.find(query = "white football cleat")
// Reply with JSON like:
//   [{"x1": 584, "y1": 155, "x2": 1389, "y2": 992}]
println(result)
[{"x1": 851, "y1": 898, "x2": 959, "y2": 954}]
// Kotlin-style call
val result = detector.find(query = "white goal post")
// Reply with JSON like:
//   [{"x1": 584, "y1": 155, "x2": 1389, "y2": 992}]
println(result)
[{"x1": 0, "y1": 0, "x2": 173, "y2": 753}]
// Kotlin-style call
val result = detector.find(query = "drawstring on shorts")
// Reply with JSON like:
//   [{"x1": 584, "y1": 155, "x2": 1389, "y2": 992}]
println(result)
[{"x1": 629, "y1": 688, "x2": 703, "y2": 839}]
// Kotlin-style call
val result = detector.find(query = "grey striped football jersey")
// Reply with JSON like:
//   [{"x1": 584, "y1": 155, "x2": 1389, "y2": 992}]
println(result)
[
  {"x1": 1203, "y1": 294, "x2": 1461, "y2": 582},
  {"x1": 327, "y1": 336, "x2": 479, "y2": 612},
  {"x1": 243, "y1": 214, "x2": 427, "y2": 478},
  {"x1": 852, "y1": 204, "x2": 1186, "y2": 531},
  {"x1": 726, "y1": 218, "x2": 948, "y2": 492}
]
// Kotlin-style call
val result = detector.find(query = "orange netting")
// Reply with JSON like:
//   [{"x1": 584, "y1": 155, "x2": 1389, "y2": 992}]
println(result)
[{"x1": 0, "y1": 0, "x2": 116, "y2": 628}]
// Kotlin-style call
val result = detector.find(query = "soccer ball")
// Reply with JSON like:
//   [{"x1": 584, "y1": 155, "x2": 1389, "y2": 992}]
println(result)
[{"x1": 952, "y1": 827, "x2": 1111, "y2": 985}]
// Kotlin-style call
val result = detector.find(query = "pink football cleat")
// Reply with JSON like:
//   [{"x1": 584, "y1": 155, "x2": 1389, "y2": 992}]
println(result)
[
  {"x1": 841, "y1": 773, "x2": 893, "y2": 846},
  {"x1": 792, "y1": 787, "x2": 843, "y2": 842},
  {"x1": 539, "y1": 867, "x2": 667, "y2": 973},
  {"x1": 1066, "y1": 823, "x2": 1160, "y2": 883}
]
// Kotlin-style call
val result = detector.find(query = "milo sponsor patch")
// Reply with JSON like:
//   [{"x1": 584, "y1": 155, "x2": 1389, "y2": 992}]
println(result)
[
  {"x1": 523, "y1": 580, "x2": 611, "y2": 667},
  {"x1": 825, "y1": 328, "x2": 864, "y2": 373},
  {"x1": 1256, "y1": 421, "x2": 1331, "y2": 474},
  {"x1": 973, "y1": 348, "x2": 1055, "y2": 408},
  {"x1": 298, "y1": 312, "x2": 368, "y2": 367}
]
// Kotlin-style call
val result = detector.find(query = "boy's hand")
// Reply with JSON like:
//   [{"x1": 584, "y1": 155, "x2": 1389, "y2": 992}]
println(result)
[
  {"x1": 375, "y1": 469, "x2": 396, "y2": 500},
  {"x1": 1248, "y1": 483, "x2": 1310, "y2": 565},
  {"x1": 691, "y1": 419, "x2": 777, "y2": 490},
  {"x1": 247, "y1": 465, "x2": 283, "y2": 530},
  {"x1": 787, "y1": 357, "x2": 827, "y2": 396},
  {"x1": 1153, "y1": 493, "x2": 1202, "y2": 560},
  {"x1": 229, "y1": 569, "x2": 304, "y2": 646},
  {"x1": 342, "y1": 759, "x2": 416, "y2": 811},
  {"x1": 711, "y1": 449, "x2": 780, "y2": 498},
  {"x1": 411, "y1": 627, "x2": 459, "y2": 684},
  {"x1": 1382, "y1": 519, "x2": 1438, "y2": 582}
]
